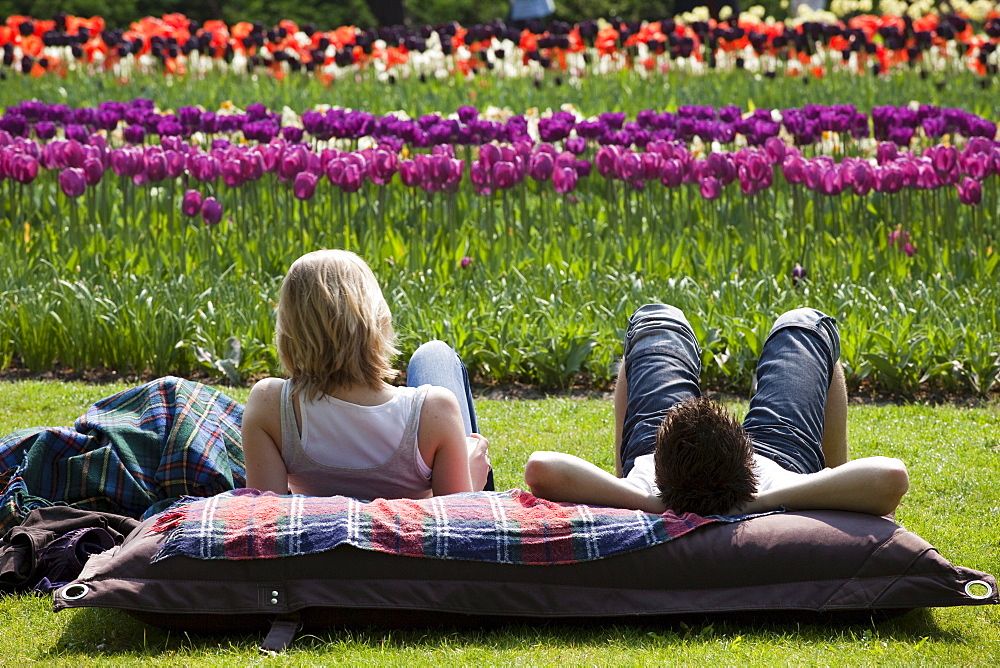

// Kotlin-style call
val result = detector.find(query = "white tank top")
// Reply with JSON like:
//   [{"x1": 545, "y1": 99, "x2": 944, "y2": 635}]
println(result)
[
  {"x1": 279, "y1": 381, "x2": 434, "y2": 500},
  {"x1": 299, "y1": 385, "x2": 430, "y2": 474}
]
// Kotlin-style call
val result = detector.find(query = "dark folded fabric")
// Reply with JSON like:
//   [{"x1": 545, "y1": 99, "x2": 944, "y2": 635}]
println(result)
[{"x1": 0, "y1": 505, "x2": 138, "y2": 595}]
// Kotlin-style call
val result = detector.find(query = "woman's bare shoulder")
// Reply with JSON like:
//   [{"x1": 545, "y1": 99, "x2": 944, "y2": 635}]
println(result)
[{"x1": 247, "y1": 377, "x2": 286, "y2": 409}]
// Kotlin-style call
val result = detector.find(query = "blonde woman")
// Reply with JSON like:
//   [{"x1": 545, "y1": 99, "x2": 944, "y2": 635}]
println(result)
[{"x1": 242, "y1": 249, "x2": 491, "y2": 500}]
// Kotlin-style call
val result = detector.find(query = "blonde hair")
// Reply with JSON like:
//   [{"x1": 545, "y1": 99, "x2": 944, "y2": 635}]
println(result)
[{"x1": 276, "y1": 249, "x2": 399, "y2": 400}]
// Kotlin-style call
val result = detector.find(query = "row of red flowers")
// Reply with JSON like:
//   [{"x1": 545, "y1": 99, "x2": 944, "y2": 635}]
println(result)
[{"x1": 2, "y1": 11, "x2": 999, "y2": 79}]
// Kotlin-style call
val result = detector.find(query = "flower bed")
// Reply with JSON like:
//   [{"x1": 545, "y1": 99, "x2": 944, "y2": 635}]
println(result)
[{"x1": 1, "y1": 11, "x2": 999, "y2": 81}]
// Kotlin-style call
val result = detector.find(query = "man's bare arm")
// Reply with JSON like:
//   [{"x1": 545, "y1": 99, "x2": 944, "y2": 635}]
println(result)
[
  {"x1": 742, "y1": 456, "x2": 909, "y2": 516},
  {"x1": 525, "y1": 451, "x2": 666, "y2": 514}
]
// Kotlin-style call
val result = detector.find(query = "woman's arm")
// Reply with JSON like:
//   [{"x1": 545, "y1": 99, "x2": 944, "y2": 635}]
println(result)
[
  {"x1": 742, "y1": 456, "x2": 909, "y2": 516},
  {"x1": 524, "y1": 451, "x2": 666, "y2": 514},
  {"x1": 419, "y1": 387, "x2": 477, "y2": 495},
  {"x1": 241, "y1": 378, "x2": 291, "y2": 494}
]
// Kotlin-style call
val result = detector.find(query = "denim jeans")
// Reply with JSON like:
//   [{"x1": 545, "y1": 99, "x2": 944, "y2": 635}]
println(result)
[
  {"x1": 619, "y1": 304, "x2": 840, "y2": 477},
  {"x1": 406, "y1": 340, "x2": 493, "y2": 490}
]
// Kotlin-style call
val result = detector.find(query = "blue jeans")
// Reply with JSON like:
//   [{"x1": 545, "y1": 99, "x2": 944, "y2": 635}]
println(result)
[
  {"x1": 619, "y1": 304, "x2": 840, "y2": 477},
  {"x1": 407, "y1": 340, "x2": 493, "y2": 490}
]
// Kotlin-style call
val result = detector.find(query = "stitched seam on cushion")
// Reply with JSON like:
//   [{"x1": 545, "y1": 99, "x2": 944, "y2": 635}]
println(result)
[{"x1": 822, "y1": 531, "x2": 932, "y2": 610}]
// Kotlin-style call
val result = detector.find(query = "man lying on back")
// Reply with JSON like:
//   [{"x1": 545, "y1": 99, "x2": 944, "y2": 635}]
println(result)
[{"x1": 525, "y1": 304, "x2": 909, "y2": 517}]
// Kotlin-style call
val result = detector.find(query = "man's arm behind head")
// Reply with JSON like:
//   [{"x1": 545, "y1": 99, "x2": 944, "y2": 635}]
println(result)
[{"x1": 740, "y1": 456, "x2": 910, "y2": 516}]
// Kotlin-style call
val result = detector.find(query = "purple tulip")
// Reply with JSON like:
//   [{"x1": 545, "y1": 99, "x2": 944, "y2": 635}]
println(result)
[
  {"x1": 818, "y1": 167, "x2": 844, "y2": 196},
  {"x1": 432, "y1": 156, "x2": 464, "y2": 192},
  {"x1": 659, "y1": 159, "x2": 685, "y2": 188},
  {"x1": 278, "y1": 147, "x2": 308, "y2": 181},
  {"x1": 739, "y1": 152, "x2": 772, "y2": 193},
  {"x1": 615, "y1": 151, "x2": 642, "y2": 182},
  {"x1": 110, "y1": 148, "x2": 143, "y2": 178},
  {"x1": 927, "y1": 145, "x2": 960, "y2": 184},
  {"x1": 553, "y1": 166, "x2": 578, "y2": 194},
  {"x1": 182, "y1": 190, "x2": 203, "y2": 217},
  {"x1": 888, "y1": 226, "x2": 915, "y2": 256},
  {"x1": 399, "y1": 160, "x2": 421, "y2": 188},
  {"x1": 9, "y1": 154, "x2": 39, "y2": 184},
  {"x1": 479, "y1": 144, "x2": 501, "y2": 170},
  {"x1": 34, "y1": 121, "x2": 57, "y2": 140},
  {"x1": 961, "y1": 152, "x2": 990, "y2": 181},
  {"x1": 851, "y1": 163, "x2": 874, "y2": 196},
  {"x1": 791, "y1": 263, "x2": 807, "y2": 286},
  {"x1": 240, "y1": 152, "x2": 265, "y2": 182},
  {"x1": 699, "y1": 176, "x2": 721, "y2": 200},
  {"x1": 340, "y1": 164, "x2": 364, "y2": 193},
  {"x1": 201, "y1": 197, "x2": 223, "y2": 225},
  {"x1": 164, "y1": 150, "x2": 186, "y2": 179},
  {"x1": 554, "y1": 151, "x2": 576, "y2": 170},
  {"x1": 595, "y1": 146, "x2": 621, "y2": 179},
  {"x1": 957, "y1": 177, "x2": 982, "y2": 206},
  {"x1": 915, "y1": 163, "x2": 940, "y2": 190},
  {"x1": 82, "y1": 158, "x2": 104, "y2": 186},
  {"x1": 157, "y1": 118, "x2": 185, "y2": 138},
  {"x1": 59, "y1": 168, "x2": 87, "y2": 198},
  {"x1": 706, "y1": 152, "x2": 736, "y2": 185},
  {"x1": 293, "y1": 172, "x2": 319, "y2": 200},
  {"x1": 565, "y1": 136, "x2": 587, "y2": 155},
  {"x1": 492, "y1": 161, "x2": 517, "y2": 190},
  {"x1": 369, "y1": 148, "x2": 398, "y2": 186},
  {"x1": 221, "y1": 159, "x2": 244, "y2": 188},
  {"x1": 457, "y1": 106, "x2": 478, "y2": 123},
  {"x1": 65, "y1": 124, "x2": 89, "y2": 143},
  {"x1": 144, "y1": 150, "x2": 168, "y2": 182},
  {"x1": 875, "y1": 166, "x2": 904, "y2": 194},
  {"x1": 738, "y1": 165, "x2": 755, "y2": 195},
  {"x1": 282, "y1": 126, "x2": 304, "y2": 143},
  {"x1": 640, "y1": 153, "x2": 662, "y2": 181},
  {"x1": 470, "y1": 160, "x2": 490, "y2": 186},
  {"x1": 306, "y1": 151, "x2": 323, "y2": 175},
  {"x1": 529, "y1": 152, "x2": 555, "y2": 181},
  {"x1": 123, "y1": 125, "x2": 146, "y2": 145},
  {"x1": 803, "y1": 161, "x2": 823, "y2": 191},
  {"x1": 460, "y1": 256, "x2": 473, "y2": 269},
  {"x1": 782, "y1": 156, "x2": 806, "y2": 185},
  {"x1": 87, "y1": 133, "x2": 108, "y2": 155},
  {"x1": 876, "y1": 142, "x2": 898, "y2": 164},
  {"x1": 188, "y1": 153, "x2": 220, "y2": 182},
  {"x1": 40, "y1": 142, "x2": 63, "y2": 170}
]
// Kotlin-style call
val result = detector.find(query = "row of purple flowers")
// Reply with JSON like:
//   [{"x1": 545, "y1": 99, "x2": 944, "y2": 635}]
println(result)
[
  {"x1": 2, "y1": 129, "x2": 995, "y2": 228},
  {"x1": 1, "y1": 99, "x2": 996, "y2": 150}
]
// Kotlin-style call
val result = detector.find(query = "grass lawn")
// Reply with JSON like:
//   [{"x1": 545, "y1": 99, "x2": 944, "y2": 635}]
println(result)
[{"x1": 1, "y1": 380, "x2": 998, "y2": 665}]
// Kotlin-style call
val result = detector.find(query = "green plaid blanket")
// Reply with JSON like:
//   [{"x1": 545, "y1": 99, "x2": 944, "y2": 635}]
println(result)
[{"x1": 0, "y1": 377, "x2": 245, "y2": 534}]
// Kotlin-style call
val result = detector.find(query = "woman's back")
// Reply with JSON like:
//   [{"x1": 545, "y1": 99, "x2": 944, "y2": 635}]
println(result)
[{"x1": 280, "y1": 382, "x2": 434, "y2": 500}]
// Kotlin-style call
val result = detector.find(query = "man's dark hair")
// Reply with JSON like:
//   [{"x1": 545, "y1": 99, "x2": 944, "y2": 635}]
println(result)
[{"x1": 654, "y1": 397, "x2": 757, "y2": 516}]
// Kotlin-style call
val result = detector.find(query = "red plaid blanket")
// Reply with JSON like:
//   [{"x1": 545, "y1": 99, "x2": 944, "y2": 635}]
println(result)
[{"x1": 148, "y1": 488, "x2": 738, "y2": 565}]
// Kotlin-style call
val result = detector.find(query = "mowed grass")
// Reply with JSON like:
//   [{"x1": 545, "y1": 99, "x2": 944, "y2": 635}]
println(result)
[{"x1": 1, "y1": 379, "x2": 998, "y2": 665}]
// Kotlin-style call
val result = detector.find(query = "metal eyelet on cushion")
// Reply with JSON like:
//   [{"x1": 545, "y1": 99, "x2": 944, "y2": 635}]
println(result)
[
  {"x1": 964, "y1": 580, "x2": 994, "y2": 599},
  {"x1": 60, "y1": 584, "x2": 90, "y2": 600}
]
